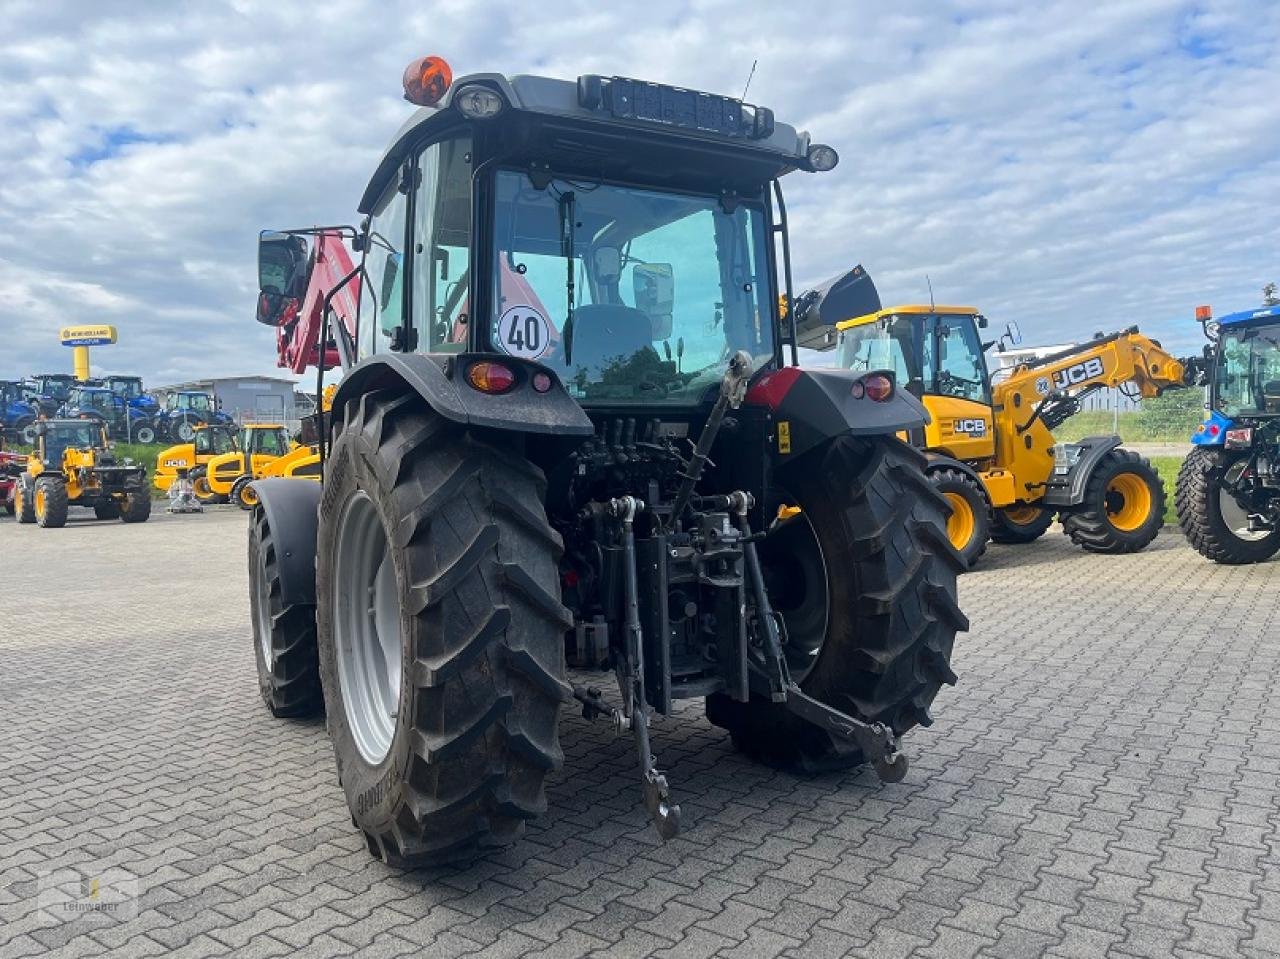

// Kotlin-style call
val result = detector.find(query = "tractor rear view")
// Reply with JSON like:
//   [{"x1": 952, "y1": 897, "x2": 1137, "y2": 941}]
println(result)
[{"x1": 246, "y1": 59, "x2": 965, "y2": 862}]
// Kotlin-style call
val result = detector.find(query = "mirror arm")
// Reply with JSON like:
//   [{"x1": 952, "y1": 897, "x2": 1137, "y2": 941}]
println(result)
[{"x1": 771, "y1": 180, "x2": 798, "y2": 366}]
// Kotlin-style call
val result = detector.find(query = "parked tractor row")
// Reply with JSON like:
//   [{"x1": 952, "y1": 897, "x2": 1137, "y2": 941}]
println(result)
[{"x1": 0, "y1": 372, "x2": 231, "y2": 445}]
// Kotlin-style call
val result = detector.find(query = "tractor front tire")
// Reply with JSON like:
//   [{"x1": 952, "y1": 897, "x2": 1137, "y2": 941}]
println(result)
[
  {"x1": 34, "y1": 478, "x2": 69, "y2": 529},
  {"x1": 990, "y1": 504, "x2": 1055, "y2": 544},
  {"x1": 316, "y1": 390, "x2": 570, "y2": 866},
  {"x1": 1061, "y1": 449, "x2": 1164, "y2": 553},
  {"x1": 133, "y1": 422, "x2": 157, "y2": 445},
  {"x1": 14, "y1": 478, "x2": 35, "y2": 524},
  {"x1": 1175, "y1": 448, "x2": 1280, "y2": 564},
  {"x1": 120, "y1": 492, "x2": 152, "y2": 524},
  {"x1": 709, "y1": 435, "x2": 966, "y2": 772},
  {"x1": 929, "y1": 467, "x2": 990, "y2": 567},
  {"x1": 250, "y1": 507, "x2": 323, "y2": 716},
  {"x1": 94, "y1": 502, "x2": 121, "y2": 520}
]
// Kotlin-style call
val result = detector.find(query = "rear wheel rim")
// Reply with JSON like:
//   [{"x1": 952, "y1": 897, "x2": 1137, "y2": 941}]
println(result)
[
  {"x1": 1217, "y1": 487, "x2": 1270, "y2": 541},
  {"x1": 943, "y1": 492, "x2": 976, "y2": 550},
  {"x1": 255, "y1": 544, "x2": 274, "y2": 667},
  {"x1": 759, "y1": 501, "x2": 829, "y2": 682},
  {"x1": 334, "y1": 491, "x2": 401, "y2": 765},
  {"x1": 1105, "y1": 472, "x2": 1152, "y2": 532},
  {"x1": 178, "y1": 422, "x2": 194, "y2": 441},
  {"x1": 1002, "y1": 504, "x2": 1041, "y2": 526}
]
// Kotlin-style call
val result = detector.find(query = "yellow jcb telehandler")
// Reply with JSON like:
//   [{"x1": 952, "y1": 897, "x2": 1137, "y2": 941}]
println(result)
[
  {"x1": 13, "y1": 419, "x2": 151, "y2": 527},
  {"x1": 152, "y1": 423, "x2": 242, "y2": 502},
  {"x1": 835, "y1": 306, "x2": 1193, "y2": 565},
  {"x1": 203, "y1": 424, "x2": 320, "y2": 509}
]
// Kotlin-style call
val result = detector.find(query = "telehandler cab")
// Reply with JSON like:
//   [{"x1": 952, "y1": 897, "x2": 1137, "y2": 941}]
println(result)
[
  {"x1": 12, "y1": 419, "x2": 150, "y2": 527},
  {"x1": 835, "y1": 307, "x2": 1193, "y2": 564},
  {"x1": 246, "y1": 58, "x2": 965, "y2": 862}
]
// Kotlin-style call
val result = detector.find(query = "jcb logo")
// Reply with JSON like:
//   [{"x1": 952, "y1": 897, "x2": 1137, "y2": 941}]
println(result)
[
  {"x1": 952, "y1": 418, "x2": 987, "y2": 436},
  {"x1": 1051, "y1": 357, "x2": 1104, "y2": 390}
]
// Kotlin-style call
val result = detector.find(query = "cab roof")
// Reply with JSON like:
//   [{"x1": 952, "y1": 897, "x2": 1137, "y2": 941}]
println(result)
[
  {"x1": 836, "y1": 304, "x2": 980, "y2": 331},
  {"x1": 361, "y1": 71, "x2": 818, "y2": 213},
  {"x1": 1219, "y1": 304, "x2": 1280, "y2": 328}
]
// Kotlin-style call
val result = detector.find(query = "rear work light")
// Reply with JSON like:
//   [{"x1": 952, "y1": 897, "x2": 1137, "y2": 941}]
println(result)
[{"x1": 467, "y1": 361, "x2": 516, "y2": 394}]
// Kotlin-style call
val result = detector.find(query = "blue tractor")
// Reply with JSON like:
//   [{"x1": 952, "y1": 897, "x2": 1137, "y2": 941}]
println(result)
[
  {"x1": 1176, "y1": 303, "x2": 1280, "y2": 563},
  {"x1": 59, "y1": 384, "x2": 159, "y2": 444},
  {"x1": 26, "y1": 373, "x2": 78, "y2": 417},
  {"x1": 0, "y1": 380, "x2": 39, "y2": 443},
  {"x1": 155, "y1": 390, "x2": 234, "y2": 442},
  {"x1": 102, "y1": 375, "x2": 160, "y2": 419}
]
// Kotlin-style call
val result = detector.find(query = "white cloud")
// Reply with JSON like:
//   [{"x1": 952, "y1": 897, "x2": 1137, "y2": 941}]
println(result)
[{"x1": 0, "y1": 0, "x2": 1276, "y2": 385}]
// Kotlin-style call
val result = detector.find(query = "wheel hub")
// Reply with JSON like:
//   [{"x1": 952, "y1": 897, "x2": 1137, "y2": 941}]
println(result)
[
  {"x1": 759, "y1": 502, "x2": 829, "y2": 682},
  {"x1": 943, "y1": 492, "x2": 975, "y2": 550},
  {"x1": 333, "y1": 492, "x2": 402, "y2": 765},
  {"x1": 1217, "y1": 488, "x2": 1271, "y2": 541},
  {"x1": 1104, "y1": 472, "x2": 1152, "y2": 532}
]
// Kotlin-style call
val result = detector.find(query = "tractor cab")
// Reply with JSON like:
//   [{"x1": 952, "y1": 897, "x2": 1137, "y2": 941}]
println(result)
[
  {"x1": 837, "y1": 306, "x2": 994, "y2": 460},
  {"x1": 29, "y1": 373, "x2": 77, "y2": 416},
  {"x1": 165, "y1": 391, "x2": 214, "y2": 414},
  {"x1": 1201, "y1": 305, "x2": 1280, "y2": 422},
  {"x1": 63, "y1": 385, "x2": 123, "y2": 425},
  {"x1": 103, "y1": 375, "x2": 159, "y2": 414}
]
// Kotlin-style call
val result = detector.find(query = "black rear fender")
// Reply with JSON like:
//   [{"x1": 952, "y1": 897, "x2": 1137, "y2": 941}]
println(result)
[
  {"x1": 253, "y1": 478, "x2": 321, "y2": 606},
  {"x1": 745, "y1": 367, "x2": 928, "y2": 462},
  {"x1": 330, "y1": 353, "x2": 593, "y2": 438}
]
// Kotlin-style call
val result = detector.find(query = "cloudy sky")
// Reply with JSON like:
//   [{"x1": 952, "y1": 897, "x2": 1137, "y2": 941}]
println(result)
[{"x1": 2, "y1": 0, "x2": 1277, "y2": 386}]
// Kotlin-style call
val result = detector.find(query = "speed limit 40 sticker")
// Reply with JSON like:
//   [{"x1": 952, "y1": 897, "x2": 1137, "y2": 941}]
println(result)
[{"x1": 496, "y1": 305, "x2": 552, "y2": 360}]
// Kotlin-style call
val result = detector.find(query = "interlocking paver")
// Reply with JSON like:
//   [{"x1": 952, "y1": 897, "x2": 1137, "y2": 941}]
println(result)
[{"x1": 3, "y1": 510, "x2": 1279, "y2": 958}]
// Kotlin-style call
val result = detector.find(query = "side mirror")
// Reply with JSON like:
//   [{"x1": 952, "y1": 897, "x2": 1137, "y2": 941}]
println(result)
[
  {"x1": 1004, "y1": 320, "x2": 1023, "y2": 347},
  {"x1": 257, "y1": 231, "x2": 309, "y2": 325},
  {"x1": 977, "y1": 315, "x2": 989, "y2": 329},
  {"x1": 792, "y1": 264, "x2": 880, "y2": 351},
  {"x1": 633, "y1": 263, "x2": 675, "y2": 340},
  {"x1": 257, "y1": 291, "x2": 299, "y2": 327}
]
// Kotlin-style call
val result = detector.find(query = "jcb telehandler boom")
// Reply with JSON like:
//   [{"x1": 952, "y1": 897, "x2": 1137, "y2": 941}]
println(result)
[{"x1": 835, "y1": 307, "x2": 1194, "y2": 564}]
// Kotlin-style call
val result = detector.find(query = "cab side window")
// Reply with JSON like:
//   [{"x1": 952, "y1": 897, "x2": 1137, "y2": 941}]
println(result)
[
  {"x1": 358, "y1": 175, "x2": 410, "y2": 359},
  {"x1": 926, "y1": 317, "x2": 989, "y2": 403},
  {"x1": 412, "y1": 135, "x2": 473, "y2": 353}
]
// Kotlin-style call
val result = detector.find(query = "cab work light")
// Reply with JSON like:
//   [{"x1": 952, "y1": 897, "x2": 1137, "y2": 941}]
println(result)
[{"x1": 454, "y1": 84, "x2": 504, "y2": 119}]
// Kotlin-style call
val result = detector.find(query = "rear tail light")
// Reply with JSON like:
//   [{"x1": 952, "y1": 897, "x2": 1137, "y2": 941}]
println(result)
[
  {"x1": 531, "y1": 371, "x2": 553, "y2": 393},
  {"x1": 862, "y1": 373, "x2": 894, "y2": 402},
  {"x1": 466, "y1": 361, "x2": 516, "y2": 394},
  {"x1": 1225, "y1": 427, "x2": 1254, "y2": 449}
]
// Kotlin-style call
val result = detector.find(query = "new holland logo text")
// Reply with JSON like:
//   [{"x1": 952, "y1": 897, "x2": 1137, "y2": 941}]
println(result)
[
  {"x1": 1051, "y1": 357, "x2": 1104, "y2": 390},
  {"x1": 952, "y1": 418, "x2": 987, "y2": 436}
]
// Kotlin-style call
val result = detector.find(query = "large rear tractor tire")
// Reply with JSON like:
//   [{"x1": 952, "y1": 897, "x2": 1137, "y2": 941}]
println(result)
[
  {"x1": 317, "y1": 390, "x2": 571, "y2": 866},
  {"x1": 120, "y1": 491, "x2": 152, "y2": 524},
  {"x1": 14, "y1": 478, "x2": 35, "y2": 524},
  {"x1": 34, "y1": 478, "x2": 69, "y2": 529},
  {"x1": 708, "y1": 436, "x2": 967, "y2": 772},
  {"x1": 1175, "y1": 448, "x2": 1280, "y2": 564},
  {"x1": 928, "y1": 467, "x2": 990, "y2": 567},
  {"x1": 1061, "y1": 449, "x2": 1164, "y2": 553},
  {"x1": 249, "y1": 507, "x2": 323, "y2": 716},
  {"x1": 990, "y1": 504, "x2": 1055, "y2": 544}
]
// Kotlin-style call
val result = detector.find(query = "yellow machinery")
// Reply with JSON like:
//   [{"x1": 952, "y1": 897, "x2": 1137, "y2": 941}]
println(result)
[
  {"x1": 13, "y1": 419, "x2": 151, "y2": 527},
  {"x1": 152, "y1": 424, "x2": 242, "y2": 500},
  {"x1": 836, "y1": 306, "x2": 1190, "y2": 564},
  {"x1": 204, "y1": 424, "x2": 320, "y2": 508}
]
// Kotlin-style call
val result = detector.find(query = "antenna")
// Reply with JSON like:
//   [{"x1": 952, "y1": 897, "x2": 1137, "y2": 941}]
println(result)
[
  {"x1": 926, "y1": 275, "x2": 936, "y2": 310},
  {"x1": 741, "y1": 59, "x2": 758, "y2": 101}
]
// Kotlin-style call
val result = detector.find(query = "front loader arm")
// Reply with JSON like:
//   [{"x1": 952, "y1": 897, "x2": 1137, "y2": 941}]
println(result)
[{"x1": 994, "y1": 327, "x2": 1189, "y2": 411}]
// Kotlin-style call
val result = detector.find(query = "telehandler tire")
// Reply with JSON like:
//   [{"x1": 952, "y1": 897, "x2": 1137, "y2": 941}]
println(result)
[
  {"x1": 1061, "y1": 449, "x2": 1164, "y2": 553},
  {"x1": 190, "y1": 467, "x2": 225, "y2": 504},
  {"x1": 316, "y1": 390, "x2": 570, "y2": 866},
  {"x1": 14, "y1": 477, "x2": 35, "y2": 524},
  {"x1": 34, "y1": 478, "x2": 69, "y2": 528},
  {"x1": 709, "y1": 436, "x2": 966, "y2": 772},
  {"x1": 928, "y1": 467, "x2": 989, "y2": 567},
  {"x1": 120, "y1": 492, "x2": 151, "y2": 524},
  {"x1": 94, "y1": 502, "x2": 121, "y2": 520},
  {"x1": 249, "y1": 507, "x2": 323, "y2": 717},
  {"x1": 232, "y1": 476, "x2": 259, "y2": 510},
  {"x1": 1175, "y1": 448, "x2": 1280, "y2": 564},
  {"x1": 990, "y1": 504, "x2": 1054, "y2": 544}
]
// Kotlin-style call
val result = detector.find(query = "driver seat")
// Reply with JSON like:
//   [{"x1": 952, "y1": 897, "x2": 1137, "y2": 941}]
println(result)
[{"x1": 565, "y1": 304, "x2": 656, "y2": 379}]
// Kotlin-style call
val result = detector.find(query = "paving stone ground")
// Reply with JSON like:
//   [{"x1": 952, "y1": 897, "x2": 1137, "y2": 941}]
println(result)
[{"x1": 1, "y1": 507, "x2": 1278, "y2": 958}]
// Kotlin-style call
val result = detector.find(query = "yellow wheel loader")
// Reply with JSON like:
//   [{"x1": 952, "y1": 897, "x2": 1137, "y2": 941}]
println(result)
[
  {"x1": 152, "y1": 423, "x2": 242, "y2": 503},
  {"x1": 203, "y1": 424, "x2": 320, "y2": 509},
  {"x1": 13, "y1": 419, "x2": 151, "y2": 527},
  {"x1": 835, "y1": 306, "x2": 1193, "y2": 565}
]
